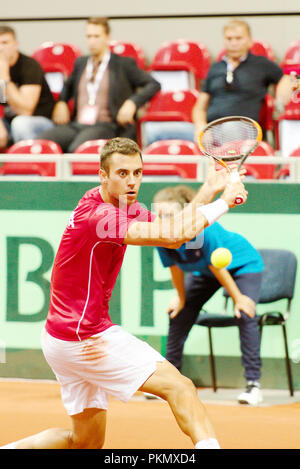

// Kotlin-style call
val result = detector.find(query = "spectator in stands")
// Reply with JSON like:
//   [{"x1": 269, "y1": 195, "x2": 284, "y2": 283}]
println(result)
[
  {"x1": 0, "y1": 25, "x2": 55, "y2": 150},
  {"x1": 145, "y1": 19, "x2": 296, "y2": 146},
  {"x1": 38, "y1": 17, "x2": 160, "y2": 152}
]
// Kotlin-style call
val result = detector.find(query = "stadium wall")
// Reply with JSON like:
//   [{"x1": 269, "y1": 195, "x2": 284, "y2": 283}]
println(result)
[{"x1": 0, "y1": 180, "x2": 299, "y2": 391}]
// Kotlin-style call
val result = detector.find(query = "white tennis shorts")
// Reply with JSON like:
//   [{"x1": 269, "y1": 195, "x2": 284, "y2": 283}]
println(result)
[{"x1": 41, "y1": 326, "x2": 165, "y2": 415}]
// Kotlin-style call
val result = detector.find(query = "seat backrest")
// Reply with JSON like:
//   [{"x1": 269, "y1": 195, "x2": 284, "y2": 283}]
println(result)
[
  {"x1": 143, "y1": 89, "x2": 200, "y2": 122},
  {"x1": 289, "y1": 146, "x2": 300, "y2": 156},
  {"x1": 7, "y1": 139, "x2": 63, "y2": 154},
  {"x1": 74, "y1": 139, "x2": 108, "y2": 154},
  {"x1": 3, "y1": 139, "x2": 62, "y2": 176},
  {"x1": 151, "y1": 40, "x2": 210, "y2": 80},
  {"x1": 32, "y1": 42, "x2": 82, "y2": 75},
  {"x1": 244, "y1": 141, "x2": 275, "y2": 179},
  {"x1": 282, "y1": 40, "x2": 300, "y2": 73},
  {"x1": 250, "y1": 40, "x2": 275, "y2": 61},
  {"x1": 109, "y1": 40, "x2": 146, "y2": 69},
  {"x1": 143, "y1": 139, "x2": 201, "y2": 179},
  {"x1": 258, "y1": 249, "x2": 297, "y2": 303},
  {"x1": 143, "y1": 139, "x2": 202, "y2": 156},
  {"x1": 224, "y1": 249, "x2": 297, "y2": 303}
]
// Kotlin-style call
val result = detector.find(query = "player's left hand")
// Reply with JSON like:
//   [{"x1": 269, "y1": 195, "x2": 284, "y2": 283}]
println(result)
[
  {"x1": 202, "y1": 158, "x2": 246, "y2": 199},
  {"x1": 234, "y1": 294, "x2": 256, "y2": 318}
]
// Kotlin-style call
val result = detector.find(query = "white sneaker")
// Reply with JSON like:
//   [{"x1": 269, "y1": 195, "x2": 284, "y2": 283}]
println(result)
[{"x1": 237, "y1": 382, "x2": 263, "y2": 406}]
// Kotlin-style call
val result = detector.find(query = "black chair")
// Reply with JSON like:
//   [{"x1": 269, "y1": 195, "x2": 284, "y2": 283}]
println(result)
[{"x1": 195, "y1": 249, "x2": 297, "y2": 395}]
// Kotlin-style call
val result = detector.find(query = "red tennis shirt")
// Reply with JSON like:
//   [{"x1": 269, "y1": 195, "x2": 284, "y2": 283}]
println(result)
[{"x1": 45, "y1": 186, "x2": 154, "y2": 341}]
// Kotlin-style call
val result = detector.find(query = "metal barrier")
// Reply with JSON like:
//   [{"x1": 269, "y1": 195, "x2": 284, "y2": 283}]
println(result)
[{"x1": 0, "y1": 154, "x2": 299, "y2": 182}]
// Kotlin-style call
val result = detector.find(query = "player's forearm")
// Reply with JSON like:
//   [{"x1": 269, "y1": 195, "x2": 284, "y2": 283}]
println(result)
[
  {"x1": 125, "y1": 198, "x2": 229, "y2": 247},
  {"x1": 209, "y1": 265, "x2": 241, "y2": 301},
  {"x1": 173, "y1": 197, "x2": 229, "y2": 244}
]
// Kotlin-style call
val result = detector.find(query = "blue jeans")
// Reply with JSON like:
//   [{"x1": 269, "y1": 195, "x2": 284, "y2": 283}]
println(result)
[
  {"x1": 166, "y1": 272, "x2": 263, "y2": 382},
  {"x1": 143, "y1": 121, "x2": 195, "y2": 147},
  {"x1": 10, "y1": 115, "x2": 55, "y2": 142}
]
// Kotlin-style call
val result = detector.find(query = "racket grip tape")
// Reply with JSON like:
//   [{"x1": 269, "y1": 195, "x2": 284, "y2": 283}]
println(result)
[{"x1": 230, "y1": 170, "x2": 244, "y2": 205}]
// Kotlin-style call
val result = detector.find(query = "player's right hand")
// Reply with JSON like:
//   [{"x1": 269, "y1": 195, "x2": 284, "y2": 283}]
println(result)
[{"x1": 221, "y1": 180, "x2": 248, "y2": 208}]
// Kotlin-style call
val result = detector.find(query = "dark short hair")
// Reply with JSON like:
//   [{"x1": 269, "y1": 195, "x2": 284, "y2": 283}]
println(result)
[
  {"x1": 87, "y1": 17, "x2": 110, "y2": 35},
  {"x1": 0, "y1": 25, "x2": 16, "y2": 38},
  {"x1": 100, "y1": 137, "x2": 142, "y2": 173}
]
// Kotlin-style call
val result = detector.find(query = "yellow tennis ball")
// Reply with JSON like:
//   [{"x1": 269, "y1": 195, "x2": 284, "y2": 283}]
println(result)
[{"x1": 211, "y1": 248, "x2": 232, "y2": 269}]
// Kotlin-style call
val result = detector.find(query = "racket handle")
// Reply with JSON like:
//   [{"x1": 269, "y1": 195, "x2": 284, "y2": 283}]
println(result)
[{"x1": 230, "y1": 170, "x2": 244, "y2": 205}]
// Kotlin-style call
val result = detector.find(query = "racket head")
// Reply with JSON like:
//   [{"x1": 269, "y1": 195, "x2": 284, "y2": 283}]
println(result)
[{"x1": 198, "y1": 116, "x2": 263, "y2": 166}]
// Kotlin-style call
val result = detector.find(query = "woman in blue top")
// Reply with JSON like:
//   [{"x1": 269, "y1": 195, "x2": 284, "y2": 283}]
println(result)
[{"x1": 153, "y1": 185, "x2": 264, "y2": 406}]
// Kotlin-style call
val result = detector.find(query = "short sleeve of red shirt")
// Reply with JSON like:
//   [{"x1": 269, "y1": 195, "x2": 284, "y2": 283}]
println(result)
[
  {"x1": 88, "y1": 203, "x2": 131, "y2": 244},
  {"x1": 88, "y1": 201, "x2": 155, "y2": 244}
]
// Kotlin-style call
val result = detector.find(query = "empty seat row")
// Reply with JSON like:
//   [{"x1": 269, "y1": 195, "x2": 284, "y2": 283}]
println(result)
[{"x1": 0, "y1": 137, "x2": 283, "y2": 180}]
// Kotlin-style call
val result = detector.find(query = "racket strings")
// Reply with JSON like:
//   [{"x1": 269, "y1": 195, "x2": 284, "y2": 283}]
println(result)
[{"x1": 200, "y1": 120, "x2": 258, "y2": 161}]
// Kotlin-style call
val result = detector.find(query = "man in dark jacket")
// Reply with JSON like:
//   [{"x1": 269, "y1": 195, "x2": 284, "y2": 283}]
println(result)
[{"x1": 39, "y1": 17, "x2": 160, "y2": 152}]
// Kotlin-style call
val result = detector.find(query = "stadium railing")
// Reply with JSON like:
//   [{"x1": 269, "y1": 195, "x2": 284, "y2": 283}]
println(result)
[{"x1": 0, "y1": 155, "x2": 299, "y2": 182}]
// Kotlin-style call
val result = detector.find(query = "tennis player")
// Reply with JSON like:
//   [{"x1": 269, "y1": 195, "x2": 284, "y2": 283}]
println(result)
[{"x1": 1, "y1": 138, "x2": 247, "y2": 450}]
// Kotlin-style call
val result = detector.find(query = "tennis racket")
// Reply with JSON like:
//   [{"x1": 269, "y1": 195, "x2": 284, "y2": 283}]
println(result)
[{"x1": 198, "y1": 116, "x2": 262, "y2": 204}]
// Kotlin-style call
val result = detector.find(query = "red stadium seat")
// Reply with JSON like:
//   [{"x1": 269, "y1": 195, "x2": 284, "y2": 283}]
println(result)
[
  {"x1": 281, "y1": 40, "x2": 300, "y2": 75},
  {"x1": 73, "y1": 139, "x2": 108, "y2": 175},
  {"x1": 276, "y1": 146, "x2": 300, "y2": 179},
  {"x1": 143, "y1": 139, "x2": 203, "y2": 179},
  {"x1": 207, "y1": 140, "x2": 275, "y2": 179},
  {"x1": 217, "y1": 40, "x2": 275, "y2": 61},
  {"x1": 0, "y1": 139, "x2": 63, "y2": 176},
  {"x1": 109, "y1": 40, "x2": 146, "y2": 69},
  {"x1": 259, "y1": 94, "x2": 275, "y2": 134},
  {"x1": 245, "y1": 141, "x2": 276, "y2": 179},
  {"x1": 138, "y1": 89, "x2": 200, "y2": 147},
  {"x1": 274, "y1": 99, "x2": 300, "y2": 153},
  {"x1": 32, "y1": 42, "x2": 82, "y2": 100},
  {"x1": 148, "y1": 40, "x2": 210, "y2": 90}
]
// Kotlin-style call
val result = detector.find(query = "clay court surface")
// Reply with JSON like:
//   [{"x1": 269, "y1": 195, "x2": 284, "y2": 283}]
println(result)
[{"x1": 0, "y1": 379, "x2": 299, "y2": 450}]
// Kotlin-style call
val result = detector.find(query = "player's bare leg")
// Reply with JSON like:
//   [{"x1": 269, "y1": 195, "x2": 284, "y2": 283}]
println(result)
[
  {"x1": 1, "y1": 408, "x2": 106, "y2": 449},
  {"x1": 139, "y1": 360, "x2": 220, "y2": 449}
]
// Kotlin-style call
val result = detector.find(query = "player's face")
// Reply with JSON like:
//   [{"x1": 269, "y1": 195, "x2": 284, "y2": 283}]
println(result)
[
  {"x1": 223, "y1": 26, "x2": 252, "y2": 60},
  {"x1": 100, "y1": 152, "x2": 143, "y2": 206},
  {"x1": 85, "y1": 24, "x2": 110, "y2": 58},
  {"x1": 0, "y1": 33, "x2": 18, "y2": 63}
]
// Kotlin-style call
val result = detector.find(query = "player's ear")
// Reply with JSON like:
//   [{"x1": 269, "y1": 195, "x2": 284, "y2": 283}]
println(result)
[{"x1": 99, "y1": 168, "x2": 108, "y2": 184}]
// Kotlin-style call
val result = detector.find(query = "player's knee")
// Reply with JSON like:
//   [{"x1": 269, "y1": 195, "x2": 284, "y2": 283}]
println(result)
[{"x1": 164, "y1": 373, "x2": 196, "y2": 401}]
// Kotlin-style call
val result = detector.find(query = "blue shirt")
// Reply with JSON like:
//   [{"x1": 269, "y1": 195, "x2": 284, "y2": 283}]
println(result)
[{"x1": 156, "y1": 222, "x2": 264, "y2": 277}]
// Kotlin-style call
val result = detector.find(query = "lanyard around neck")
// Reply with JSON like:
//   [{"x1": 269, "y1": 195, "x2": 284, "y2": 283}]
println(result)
[{"x1": 86, "y1": 51, "x2": 111, "y2": 106}]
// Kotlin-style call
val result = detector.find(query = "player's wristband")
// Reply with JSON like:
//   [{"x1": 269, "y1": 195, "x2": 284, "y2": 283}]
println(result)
[{"x1": 197, "y1": 199, "x2": 229, "y2": 225}]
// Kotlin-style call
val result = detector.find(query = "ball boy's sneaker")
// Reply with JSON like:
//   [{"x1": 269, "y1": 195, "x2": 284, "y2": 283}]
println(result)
[{"x1": 237, "y1": 381, "x2": 263, "y2": 406}]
